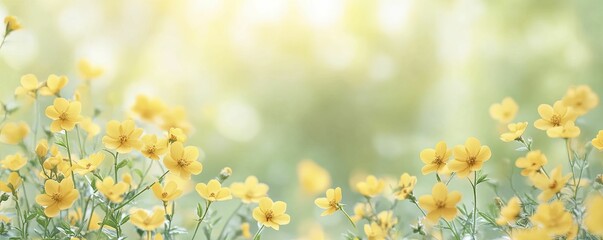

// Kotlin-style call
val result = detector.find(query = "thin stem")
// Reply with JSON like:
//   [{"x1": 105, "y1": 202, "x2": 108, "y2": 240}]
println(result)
[
  {"x1": 115, "y1": 171, "x2": 169, "y2": 211},
  {"x1": 252, "y1": 225, "x2": 265, "y2": 240},
  {"x1": 113, "y1": 152, "x2": 119, "y2": 180},
  {"x1": 191, "y1": 201, "x2": 212, "y2": 240},
  {"x1": 140, "y1": 160, "x2": 154, "y2": 186},
  {"x1": 443, "y1": 219, "x2": 460, "y2": 240},
  {"x1": 339, "y1": 205, "x2": 357, "y2": 229},
  {"x1": 75, "y1": 126, "x2": 86, "y2": 157},
  {"x1": 64, "y1": 131, "x2": 77, "y2": 188},
  {"x1": 445, "y1": 173, "x2": 456, "y2": 186},
  {"x1": 565, "y1": 139, "x2": 577, "y2": 185},
  {"x1": 217, "y1": 202, "x2": 244, "y2": 240},
  {"x1": 471, "y1": 172, "x2": 477, "y2": 240}
]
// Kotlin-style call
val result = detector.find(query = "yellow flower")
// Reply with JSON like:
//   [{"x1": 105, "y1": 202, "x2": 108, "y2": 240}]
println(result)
[
  {"x1": 78, "y1": 59, "x2": 104, "y2": 80},
  {"x1": 195, "y1": 179, "x2": 232, "y2": 202},
  {"x1": 515, "y1": 150, "x2": 547, "y2": 176},
  {"x1": 0, "y1": 215, "x2": 9, "y2": 223},
  {"x1": 96, "y1": 177, "x2": 128, "y2": 203},
  {"x1": 230, "y1": 176, "x2": 269, "y2": 203},
  {"x1": 546, "y1": 121, "x2": 580, "y2": 138},
  {"x1": 68, "y1": 208, "x2": 101, "y2": 231},
  {"x1": 511, "y1": 228, "x2": 551, "y2": 240},
  {"x1": 0, "y1": 122, "x2": 29, "y2": 144},
  {"x1": 45, "y1": 98, "x2": 83, "y2": 132},
  {"x1": 167, "y1": 127, "x2": 187, "y2": 143},
  {"x1": 351, "y1": 202, "x2": 372, "y2": 222},
  {"x1": 585, "y1": 194, "x2": 603, "y2": 237},
  {"x1": 356, "y1": 175, "x2": 385, "y2": 197},
  {"x1": 35, "y1": 139, "x2": 49, "y2": 158},
  {"x1": 297, "y1": 159, "x2": 331, "y2": 195},
  {"x1": 131, "y1": 95, "x2": 166, "y2": 122},
  {"x1": 0, "y1": 172, "x2": 22, "y2": 192},
  {"x1": 418, "y1": 182, "x2": 462, "y2": 223},
  {"x1": 314, "y1": 187, "x2": 342, "y2": 216},
  {"x1": 489, "y1": 97, "x2": 518, "y2": 123},
  {"x1": 376, "y1": 210, "x2": 398, "y2": 232},
  {"x1": 73, "y1": 152, "x2": 104, "y2": 175},
  {"x1": 14, "y1": 74, "x2": 39, "y2": 99},
  {"x1": 530, "y1": 166, "x2": 571, "y2": 202},
  {"x1": 252, "y1": 197, "x2": 290, "y2": 230},
  {"x1": 394, "y1": 173, "x2": 416, "y2": 200},
  {"x1": 129, "y1": 207, "x2": 165, "y2": 231},
  {"x1": 562, "y1": 85, "x2": 598, "y2": 116},
  {"x1": 448, "y1": 137, "x2": 491, "y2": 178},
  {"x1": 160, "y1": 106, "x2": 191, "y2": 133},
  {"x1": 592, "y1": 130, "x2": 603, "y2": 150},
  {"x1": 534, "y1": 101, "x2": 577, "y2": 135},
  {"x1": 140, "y1": 134, "x2": 168, "y2": 160},
  {"x1": 151, "y1": 180, "x2": 182, "y2": 202},
  {"x1": 1, "y1": 153, "x2": 26, "y2": 171},
  {"x1": 241, "y1": 222, "x2": 251, "y2": 238},
  {"x1": 122, "y1": 173, "x2": 136, "y2": 189},
  {"x1": 4, "y1": 16, "x2": 21, "y2": 32},
  {"x1": 79, "y1": 117, "x2": 100, "y2": 139},
  {"x1": 39, "y1": 75, "x2": 68, "y2": 96},
  {"x1": 496, "y1": 196, "x2": 521, "y2": 225},
  {"x1": 530, "y1": 200, "x2": 573, "y2": 236},
  {"x1": 419, "y1": 141, "x2": 451, "y2": 175},
  {"x1": 500, "y1": 122, "x2": 528, "y2": 142},
  {"x1": 35, "y1": 178, "x2": 80, "y2": 217},
  {"x1": 163, "y1": 142, "x2": 203, "y2": 180},
  {"x1": 364, "y1": 222, "x2": 385, "y2": 240},
  {"x1": 102, "y1": 119, "x2": 143, "y2": 153}
]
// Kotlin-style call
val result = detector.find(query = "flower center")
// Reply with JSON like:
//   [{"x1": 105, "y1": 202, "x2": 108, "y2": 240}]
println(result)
[
  {"x1": 435, "y1": 201, "x2": 446, "y2": 208},
  {"x1": 146, "y1": 145, "x2": 156, "y2": 154},
  {"x1": 59, "y1": 113, "x2": 68, "y2": 121},
  {"x1": 118, "y1": 135, "x2": 128, "y2": 144},
  {"x1": 265, "y1": 210, "x2": 274, "y2": 221},
  {"x1": 329, "y1": 200, "x2": 338, "y2": 208},
  {"x1": 51, "y1": 193, "x2": 62, "y2": 202},
  {"x1": 86, "y1": 163, "x2": 92, "y2": 169},
  {"x1": 549, "y1": 180, "x2": 558, "y2": 189},
  {"x1": 177, "y1": 159, "x2": 190, "y2": 168},
  {"x1": 467, "y1": 156, "x2": 477, "y2": 165},
  {"x1": 162, "y1": 192, "x2": 168, "y2": 198},
  {"x1": 550, "y1": 115, "x2": 562, "y2": 126},
  {"x1": 432, "y1": 156, "x2": 443, "y2": 165}
]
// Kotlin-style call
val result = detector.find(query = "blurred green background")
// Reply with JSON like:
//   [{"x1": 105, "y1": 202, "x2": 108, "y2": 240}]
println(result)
[{"x1": 1, "y1": 0, "x2": 603, "y2": 239}]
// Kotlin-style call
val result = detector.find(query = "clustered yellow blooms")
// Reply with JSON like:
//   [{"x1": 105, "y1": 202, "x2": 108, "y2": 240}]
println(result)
[
  {"x1": 195, "y1": 179, "x2": 232, "y2": 202},
  {"x1": 0, "y1": 172, "x2": 22, "y2": 193},
  {"x1": 530, "y1": 166, "x2": 572, "y2": 202},
  {"x1": 356, "y1": 175, "x2": 385, "y2": 197},
  {"x1": 129, "y1": 207, "x2": 165, "y2": 231},
  {"x1": 0, "y1": 121, "x2": 29, "y2": 144},
  {"x1": 96, "y1": 177, "x2": 129, "y2": 203},
  {"x1": 496, "y1": 196, "x2": 521, "y2": 225}
]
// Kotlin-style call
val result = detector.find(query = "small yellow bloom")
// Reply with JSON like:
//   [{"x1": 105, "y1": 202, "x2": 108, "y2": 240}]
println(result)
[
  {"x1": 418, "y1": 182, "x2": 462, "y2": 223},
  {"x1": 0, "y1": 122, "x2": 29, "y2": 144},
  {"x1": 489, "y1": 97, "x2": 518, "y2": 123},
  {"x1": 0, "y1": 153, "x2": 26, "y2": 171},
  {"x1": 131, "y1": 95, "x2": 166, "y2": 122},
  {"x1": 45, "y1": 98, "x2": 83, "y2": 132},
  {"x1": 592, "y1": 130, "x2": 603, "y2": 150},
  {"x1": 351, "y1": 202, "x2": 372, "y2": 222},
  {"x1": 167, "y1": 127, "x2": 187, "y2": 143},
  {"x1": 195, "y1": 179, "x2": 232, "y2": 202},
  {"x1": 4, "y1": 16, "x2": 21, "y2": 32},
  {"x1": 419, "y1": 141, "x2": 451, "y2": 175},
  {"x1": 534, "y1": 101, "x2": 577, "y2": 135},
  {"x1": 0, "y1": 172, "x2": 22, "y2": 192},
  {"x1": 448, "y1": 137, "x2": 491, "y2": 178},
  {"x1": 35, "y1": 177, "x2": 80, "y2": 217},
  {"x1": 78, "y1": 59, "x2": 104, "y2": 80},
  {"x1": 297, "y1": 159, "x2": 331, "y2": 195},
  {"x1": 394, "y1": 173, "x2": 416, "y2": 200},
  {"x1": 96, "y1": 177, "x2": 128, "y2": 203},
  {"x1": 530, "y1": 165, "x2": 571, "y2": 202},
  {"x1": 511, "y1": 228, "x2": 551, "y2": 240},
  {"x1": 376, "y1": 210, "x2": 398, "y2": 232},
  {"x1": 151, "y1": 181, "x2": 182, "y2": 202},
  {"x1": 122, "y1": 173, "x2": 136, "y2": 189},
  {"x1": 530, "y1": 200, "x2": 573, "y2": 236},
  {"x1": 0, "y1": 215, "x2": 10, "y2": 223},
  {"x1": 129, "y1": 207, "x2": 165, "y2": 231},
  {"x1": 584, "y1": 194, "x2": 603, "y2": 237},
  {"x1": 496, "y1": 196, "x2": 521, "y2": 225},
  {"x1": 102, "y1": 119, "x2": 143, "y2": 153},
  {"x1": 73, "y1": 152, "x2": 104, "y2": 175},
  {"x1": 515, "y1": 150, "x2": 547, "y2": 176},
  {"x1": 546, "y1": 121, "x2": 580, "y2": 138},
  {"x1": 500, "y1": 122, "x2": 528, "y2": 142},
  {"x1": 14, "y1": 74, "x2": 39, "y2": 99},
  {"x1": 79, "y1": 117, "x2": 100, "y2": 139},
  {"x1": 163, "y1": 142, "x2": 203, "y2": 180},
  {"x1": 230, "y1": 176, "x2": 269, "y2": 203},
  {"x1": 35, "y1": 139, "x2": 49, "y2": 158},
  {"x1": 252, "y1": 197, "x2": 290, "y2": 230},
  {"x1": 314, "y1": 187, "x2": 342, "y2": 216},
  {"x1": 68, "y1": 208, "x2": 101, "y2": 231},
  {"x1": 356, "y1": 175, "x2": 385, "y2": 197},
  {"x1": 39, "y1": 75, "x2": 68, "y2": 96},
  {"x1": 562, "y1": 85, "x2": 598, "y2": 116},
  {"x1": 140, "y1": 134, "x2": 168, "y2": 160},
  {"x1": 241, "y1": 222, "x2": 251, "y2": 238},
  {"x1": 364, "y1": 222, "x2": 385, "y2": 240}
]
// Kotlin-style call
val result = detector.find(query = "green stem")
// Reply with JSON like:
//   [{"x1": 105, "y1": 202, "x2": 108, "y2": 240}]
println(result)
[
  {"x1": 75, "y1": 126, "x2": 86, "y2": 157},
  {"x1": 471, "y1": 172, "x2": 477, "y2": 240},
  {"x1": 191, "y1": 201, "x2": 212, "y2": 240},
  {"x1": 217, "y1": 202, "x2": 244, "y2": 240},
  {"x1": 115, "y1": 171, "x2": 169, "y2": 211},
  {"x1": 113, "y1": 152, "x2": 119, "y2": 180},
  {"x1": 252, "y1": 225, "x2": 265, "y2": 240},
  {"x1": 339, "y1": 205, "x2": 357, "y2": 229},
  {"x1": 64, "y1": 132, "x2": 77, "y2": 188},
  {"x1": 565, "y1": 139, "x2": 577, "y2": 185}
]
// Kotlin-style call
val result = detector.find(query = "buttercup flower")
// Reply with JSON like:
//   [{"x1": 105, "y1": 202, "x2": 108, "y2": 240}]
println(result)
[
  {"x1": 163, "y1": 142, "x2": 203, "y2": 180},
  {"x1": 314, "y1": 187, "x2": 342, "y2": 216},
  {"x1": 534, "y1": 101, "x2": 577, "y2": 135},
  {"x1": 364, "y1": 222, "x2": 385, "y2": 240},
  {"x1": 96, "y1": 177, "x2": 128, "y2": 203},
  {"x1": 496, "y1": 196, "x2": 521, "y2": 225},
  {"x1": 515, "y1": 150, "x2": 547, "y2": 176},
  {"x1": 500, "y1": 122, "x2": 528, "y2": 142},
  {"x1": 4, "y1": 16, "x2": 21, "y2": 32},
  {"x1": 394, "y1": 173, "x2": 416, "y2": 200},
  {"x1": 356, "y1": 175, "x2": 385, "y2": 197},
  {"x1": 195, "y1": 179, "x2": 231, "y2": 202},
  {"x1": 376, "y1": 210, "x2": 398, "y2": 232},
  {"x1": 530, "y1": 166, "x2": 571, "y2": 202},
  {"x1": 45, "y1": 98, "x2": 83, "y2": 132},
  {"x1": 14, "y1": 74, "x2": 38, "y2": 99},
  {"x1": 252, "y1": 197, "x2": 290, "y2": 230},
  {"x1": 151, "y1": 180, "x2": 183, "y2": 202},
  {"x1": 241, "y1": 222, "x2": 251, "y2": 238},
  {"x1": 546, "y1": 121, "x2": 580, "y2": 138},
  {"x1": 79, "y1": 117, "x2": 100, "y2": 139},
  {"x1": 420, "y1": 141, "x2": 451, "y2": 175},
  {"x1": 0, "y1": 122, "x2": 29, "y2": 144},
  {"x1": 78, "y1": 59, "x2": 104, "y2": 80},
  {"x1": 68, "y1": 208, "x2": 101, "y2": 231},
  {"x1": 35, "y1": 178, "x2": 79, "y2": 217},
  {"x1": 167, "y1": 127, "x2": 187, "y2": 143},
  {"x1": 230, "y1": 176, "x2": 269, "y2": 203},
  {"x1": 584, "y1": 194, "x2": 603, "y2": 237},
  {"x1": 35, "y1": 139, "x2": 49, "y2": 158},
  {"x1": 592, "y1": 130, "x2": 603, "y2": 150},
  {"x1": 489, "y1": 97, "x2": 518, "y2": 123},
  {"x1": 122, "y1": 173, "x2": 136, "y2": 189},
  {"x1": 562, "y1": 85, "x2": 598, "y2": 116},
  {"x1": 140, "y1": 134, "x2": 168, "y2": 160},
  {"x1": 448, "y1": 137, "x2": 491, "y2": 178},
  {"x1": 530, "y1": 200, "x2": 573, "y2": 236},
  {"x1": 73, "y1": 152, "x2": 104, "y2": 175},
  {"x1": 129, "y1": 207, "x2": 165, "y2": 231},
  {"x1": 0, "y1": 172, "x2": 22, "y2": 192},
  {"x1": 131, "y1": 95, "x2": 166, "y2": 122},
  {"x1": 511, "y1": 228, "x2": 551, "y2": 240},
  {"x1": 1, "y1": 153, "x2": 26, "y2": 171},
  {"x1": 297, "y1": 159, "x2": 331, "y2": 195},
  {"x1": 39, "y1": 75, "x2": 68, "y2": 96},
  {"x1": 418, "y1": 182, "x2": 462, "y2": 223},
  {"x1": 102, "y1": 119, "x2": 143, "y2": 153},
  {"x1": 351, "y1": 202, "x2": 372, "y2": 222}
]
